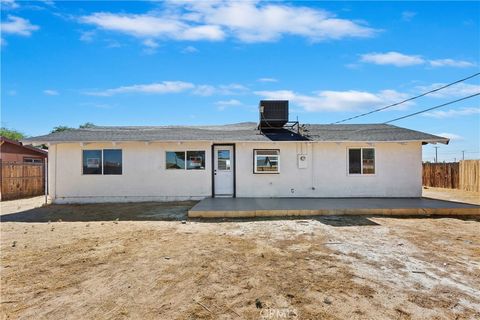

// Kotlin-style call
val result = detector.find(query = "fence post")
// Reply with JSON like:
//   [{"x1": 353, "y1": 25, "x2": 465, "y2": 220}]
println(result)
[{"x1": 0, "y1": 159, "x2": 2, "y2": 202}]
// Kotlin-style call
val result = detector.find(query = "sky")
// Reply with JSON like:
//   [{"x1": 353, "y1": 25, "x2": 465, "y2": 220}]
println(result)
[{"x1": 1, "y1": 0, "x2": 479, "y2": 162}]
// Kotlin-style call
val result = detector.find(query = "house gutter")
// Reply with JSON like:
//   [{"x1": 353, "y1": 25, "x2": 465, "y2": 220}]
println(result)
[{"x1": 21, "y1": 138, "x2": 450, "y2": 145}]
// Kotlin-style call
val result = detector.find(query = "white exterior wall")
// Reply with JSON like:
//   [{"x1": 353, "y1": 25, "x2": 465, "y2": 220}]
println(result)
[
  {"x1": 235, "y1": 141, "x2": 422, "y2": 198},
  {"x1": 50, "y1": 142, "x2": 212, "y2": 203},
  {"x1": 48, "y1": 140, "x2": 422, "y2": 203}
]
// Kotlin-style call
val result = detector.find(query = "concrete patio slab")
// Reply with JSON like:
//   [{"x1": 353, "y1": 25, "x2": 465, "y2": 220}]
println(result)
[{"x1": 188, "y1": 197, "x2": 480, "y2": 218}]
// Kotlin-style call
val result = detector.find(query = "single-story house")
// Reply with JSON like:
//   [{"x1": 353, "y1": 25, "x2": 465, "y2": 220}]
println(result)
[
  {"x1": 23, "y1": 101, "x2": 448, "y2": 204},
  {"x1": 0, "y1": 136, "x2": 48, "y2": 163}
]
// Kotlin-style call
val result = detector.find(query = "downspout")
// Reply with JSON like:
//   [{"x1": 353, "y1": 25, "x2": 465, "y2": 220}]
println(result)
[
  {"x1": 44, "y1": 158, "x2": 48, "y2": 204},
  {"x1": 54, "y1": 145, "x2": 57, "y2": 201},
  {"x1": 311, "y1": 142, "x2": 315, "y2": 191}
]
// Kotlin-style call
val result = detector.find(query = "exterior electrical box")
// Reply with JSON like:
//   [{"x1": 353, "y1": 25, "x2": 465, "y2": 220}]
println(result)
[
  {"x1": 259, "y1": 100, "x2": 289, "y2": 129},
  {"x1": 297, "y1": 154, "x2": 308, "y2": 169}
]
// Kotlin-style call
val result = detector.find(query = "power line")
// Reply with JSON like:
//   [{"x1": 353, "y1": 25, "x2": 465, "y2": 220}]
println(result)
[
  {"x1": 424, "y1": 151, "x2": 480, "y2": 155},
  {"x1": 331, "y1": 72, "x2": 480, "y2": 124},
  {"x1": 383, "y1": 93, "x2": 480, "y2": 124}
]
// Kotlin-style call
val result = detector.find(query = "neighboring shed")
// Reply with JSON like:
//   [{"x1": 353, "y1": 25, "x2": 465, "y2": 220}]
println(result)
[
  {"x1": 0, "y1": 137, "x2": 48, "y2": 201},
  {"x1": 0, "y1": 136, "x2": 48, "y2": 163}
]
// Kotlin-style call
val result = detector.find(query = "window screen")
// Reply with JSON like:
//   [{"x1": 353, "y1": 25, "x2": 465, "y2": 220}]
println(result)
[
  {"x1": 362, "y1": 148, "x2": 375, "y2": 174},
  {"x1": 348, "y1": 149, "x2": 361, "y2": 174},
  {"x1": 349, "y1": 148, "x2": 375, "y2": 175},
  {"x1": 83, "y1": 150, "x2": 102, "y2": 175},
  {"x1": 24, "y1": 158, "x2": 43, "y2": 163},
  {"x1": 103, "y1": 149, "x2": 122, "y2": 175},
  {"x1": 254, "y1": 150, "x2": 280, "y2": 173},
  {"x1": 166, "y1": 152, "x2": 186, "y2": 169},
  {"x1": 187, "y1": 151, "x2": 205, "y2": 170}
]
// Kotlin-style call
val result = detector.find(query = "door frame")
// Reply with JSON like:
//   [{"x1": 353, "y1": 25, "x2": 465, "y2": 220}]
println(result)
[{"x1": 211, "y1": 143, "x2": 236, "y2": 198}]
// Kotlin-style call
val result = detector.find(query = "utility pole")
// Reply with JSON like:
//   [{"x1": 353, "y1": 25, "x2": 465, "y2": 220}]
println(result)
[
  {"x1": 434, "y1": 146, "x2": 439, "y2": 163},
  {"x1": 462, "y1": 150, "x2": 465, "y2": 161}
]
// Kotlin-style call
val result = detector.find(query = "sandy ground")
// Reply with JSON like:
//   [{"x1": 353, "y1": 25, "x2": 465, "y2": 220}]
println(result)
[
  {"x1": 423, "y1": 187, "x2": 480, "y2": 205},
  {"x1": 1, "y1": 203, "x2": 479, "y2": 319},
  {"x1": 1, "y1": 196, "x2": 48, "y2": 216}
]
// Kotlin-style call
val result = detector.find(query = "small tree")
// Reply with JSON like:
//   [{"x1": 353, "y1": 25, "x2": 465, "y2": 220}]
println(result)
[
  {"x1": 51, "y1": 125, "x2": 73, "y2": 133},
  {"x1": 51, "y1": 123, "x2": 96, "y2": 133},
  {"x1": 0, "y1": 127, "x2": 25, "y2": 140},
  {"x1": 79, "y1": 122, "x2": 96, "y2": 129}
]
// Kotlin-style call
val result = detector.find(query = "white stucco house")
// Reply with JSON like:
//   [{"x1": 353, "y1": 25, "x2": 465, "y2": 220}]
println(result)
[{"x1": 24, "y1": 101, "x2": 449, "y2": 204}]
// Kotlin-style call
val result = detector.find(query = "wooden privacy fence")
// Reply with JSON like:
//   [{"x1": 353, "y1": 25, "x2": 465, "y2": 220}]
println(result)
[
  {"x1": 0, "y1": 161, "x2": 45, "y2": 201},
  {"x1": 422, "y1": 162, "x2": 459, "y2": 189},
  {"x1": 460, "y1": 160, "x2": 480, "y2": 192},
  {"x1": 423, "y1": 160, "x2": 480, "y2": 192}
]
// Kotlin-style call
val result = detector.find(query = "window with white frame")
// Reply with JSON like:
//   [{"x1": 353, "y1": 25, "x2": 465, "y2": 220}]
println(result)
[
  {"x1": 254, "y1": 149, "x2": 280, "y2": 173},
  {"x1": 348, "y1": 148, "x2": 375, "y2": 175},
  {"x1": 82, "y1": 149, "x2": 123, "y2": 175},
  {"x1": 24, "y1": 157, "x2": 43, "y2": 163},
  {"x1": 166, "y1": 151, "x2": 205, "y2": 170}
]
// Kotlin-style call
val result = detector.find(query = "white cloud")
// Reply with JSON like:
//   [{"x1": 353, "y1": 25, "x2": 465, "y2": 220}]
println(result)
[
  {"x1": 416, "y1": 82, "x2": 480, "y2": 98},
  {"x1": 43, "y1": 89, "x2": 59, "y2": 96},
  {"x1": 181, "y1": 45, "x2": 198, "y2": 53},
  {"x1": 401, "y1": 11, "x2": 417, "y2": 22},
  {"x1": 257, "y1": 78, "x2": 278, "y2": 83},
  {"x1": 142, "y1": 39, "x2": 159, "y2": 54},
  {"x1": 423, "y1": 107, "x2": 480, "y2": 119},
  {"x1": 434, "y1": 133, "x2": 464, "y2": 141},
  {"x1": 192, "y1": 85, "x2": 216, "y2": 96},
  {"x1": 80, "y1": 2, "x2": 377, "y2": 43},
  {"x1": 1, "y1": 15, "x2": 39, "y2": 36},
  {"x1": 86, "y1": 81, "x2": 195, "y2": 96},
  {"x1": 360, "y1": 51, "x2": 476, "y2": 68},
  {"x1": 429, "y1": 59, "x2": 476, "y2": 68},
  {"x1": 79, "y1": 30, "x2": 95, "y2": 42},
  {"x1": 79, "y1": 102, "x2": 113, "y2": 109},
  {"x1": 80, "y1": 12, "x2": 225, "y2": 41},
  {"x1": 215, "y1": 99, "x2": 242, "y2": 110},
  {"x1": 142, "y1": 38, "x2": 159, "y2": 48},
  {"x1": 360, "y1": 51, "x2": 425, "y2": 67},
  {"x1": 39, "y1": 0, "x2": 55, "y2": 6},
  {"x1": 218, "y1": 83, "x2": 249, "y2": 95},
  {"x1": 190, "y1": 1, "x2": 377, "y2": 42},
  {"x1": 255, "y1": 89, "x2": 410, "y2": 112},
  {"x1": 1, "y1": 0, "x2": 19, "y2": 9},
  {"x1": 105, "y1": 39, "x2": 122, "y2": 48},
  {"x1": 192, "y1": 83, "x2": 248, "y2": 96},
  {"x1": 85, "y1": 81, "x2": 248, "y2": 97}
]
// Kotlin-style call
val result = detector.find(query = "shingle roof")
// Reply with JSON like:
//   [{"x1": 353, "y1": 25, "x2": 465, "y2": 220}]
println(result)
[
  {"x1": 22, "y1": 122, "x2": 449, "y2": 144},
  {"x1": 1, "y1": 136, "x2": 48, "y2": 155}
]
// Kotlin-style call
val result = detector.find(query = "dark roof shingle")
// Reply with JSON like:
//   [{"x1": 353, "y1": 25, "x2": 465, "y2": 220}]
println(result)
[{"x1": 23, "y1": 122, "x2": 449, "y2": 144}]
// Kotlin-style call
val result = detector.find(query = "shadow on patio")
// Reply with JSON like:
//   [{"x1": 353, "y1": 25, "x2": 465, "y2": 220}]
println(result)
[
  {"x1": 0, "y1": 201, "x2": 197, "y2": 222},
  {"x1": 2, "y1": 201, "x2": 478, "y2": 225}
]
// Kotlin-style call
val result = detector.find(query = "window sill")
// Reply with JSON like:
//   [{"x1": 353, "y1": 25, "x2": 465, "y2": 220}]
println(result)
[{"x1": 253, "y1": 172, "x2": 280, "y2": 174}]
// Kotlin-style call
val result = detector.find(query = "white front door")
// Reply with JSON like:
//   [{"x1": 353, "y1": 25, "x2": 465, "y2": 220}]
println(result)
[{"x1": 213, "y1": 145, "x2": 234, "y2": 197}]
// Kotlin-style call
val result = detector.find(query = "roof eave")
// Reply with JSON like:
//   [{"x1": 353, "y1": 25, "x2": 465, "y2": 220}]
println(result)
[
  {"x1": 421, "y1": 138, "x2": 450, "y2": 145},
  {"x1": 21, "y1": 138, "x2": 450, "y2": 145}
]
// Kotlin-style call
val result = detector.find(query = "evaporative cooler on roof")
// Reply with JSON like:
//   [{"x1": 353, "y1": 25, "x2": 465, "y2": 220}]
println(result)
[{"x1": 259, "y1": 100, "x2": 289, "y2": 129}]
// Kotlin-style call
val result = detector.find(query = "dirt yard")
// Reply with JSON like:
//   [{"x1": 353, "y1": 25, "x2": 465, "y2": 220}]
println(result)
[
  {"x1": 423, "y1": 187, "x2": 480, "y2": 205},
  {"x1": 1, "y1": 201, "x2": 479, "y2": 320}
]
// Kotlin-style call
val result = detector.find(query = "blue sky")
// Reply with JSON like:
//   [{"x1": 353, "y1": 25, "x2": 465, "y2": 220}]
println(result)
[{"x1": 1, "y1": 0, "x2": 479, "y2": 161}]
